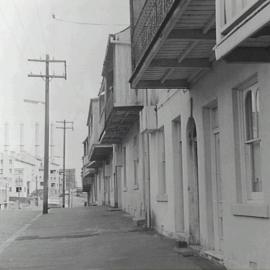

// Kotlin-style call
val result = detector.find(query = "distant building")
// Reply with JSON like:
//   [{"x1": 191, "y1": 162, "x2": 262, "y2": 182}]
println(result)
[
  {"x1": 0, "y1": 151, "x2": 62, "y2": 206},
  {"x1": 65, "y1": 169, "x2": 76, "y2": 190},
  {"x1": 0, "y1": 151, "x2": 37, "y2": 204}
]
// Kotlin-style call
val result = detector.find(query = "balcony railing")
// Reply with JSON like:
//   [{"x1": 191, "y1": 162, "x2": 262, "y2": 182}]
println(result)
[{"x1": 132, "y1": 0, "x2": 176, "y2": 68}]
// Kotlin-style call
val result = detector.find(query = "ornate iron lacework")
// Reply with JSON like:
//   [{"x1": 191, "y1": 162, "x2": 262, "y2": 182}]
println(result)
[{"x1": 132, "y1": 0, "x2": 175, "y2": 68}]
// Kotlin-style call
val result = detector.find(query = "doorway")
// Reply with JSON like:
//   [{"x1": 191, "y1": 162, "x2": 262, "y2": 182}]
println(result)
[
  {"x1": 210, "y1": 105, "x2": 223, "y2": 253},
  {"x1": 187, "y1": 117, "x2": 200, "y2": 245},
  {"x1": 172, "y1": 117, "x2": 184, "y2": 233}
]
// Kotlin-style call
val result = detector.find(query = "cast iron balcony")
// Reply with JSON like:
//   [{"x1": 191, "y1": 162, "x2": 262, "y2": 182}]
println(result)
[{"x1": 132, "y1": 0, "x2": 176, "y2": 69}]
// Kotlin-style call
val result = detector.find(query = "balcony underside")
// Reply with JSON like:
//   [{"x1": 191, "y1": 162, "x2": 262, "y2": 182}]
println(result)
[
  {"x1": 216, "y1": 1, "x2": 270, "y2": 61},
  {"x1": 131, "y1": 0, "x2": 216, "y2": 89},
  {"x1": 220, "y1": 24, "x2": 270, "y2": 63},
  {"x1": 100, "y1": 106, "x2": 143, "y2": 144},
  {"x1": 89, "y1": 144, "x2": 113, "y2": 162}
]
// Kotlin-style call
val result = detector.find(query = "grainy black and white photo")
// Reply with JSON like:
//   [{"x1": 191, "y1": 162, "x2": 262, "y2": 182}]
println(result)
[{"x1": 0, "y1": 1, "x2": 269, "y2": 269}]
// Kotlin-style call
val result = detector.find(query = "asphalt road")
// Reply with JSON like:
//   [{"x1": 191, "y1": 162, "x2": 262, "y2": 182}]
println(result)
[{"x1": 0, "y1": 207, "x2": 225, "y2": 270}]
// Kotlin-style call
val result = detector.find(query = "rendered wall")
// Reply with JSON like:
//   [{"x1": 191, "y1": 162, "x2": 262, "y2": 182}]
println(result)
[
  {"x1": 148, "y1": 61, "x2": 270, "y2": 269},
  {"x1": 120, "y1": 122, "x2": 145, "y2": 219}
]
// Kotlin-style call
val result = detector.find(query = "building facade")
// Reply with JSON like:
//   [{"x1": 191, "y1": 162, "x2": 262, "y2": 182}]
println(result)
[
  {"x1": 82, "y1": 1, "x2": 270, "y2": 269},
  {"x1": 0, "y1": 151, "x2": 62, "y2": 207}
]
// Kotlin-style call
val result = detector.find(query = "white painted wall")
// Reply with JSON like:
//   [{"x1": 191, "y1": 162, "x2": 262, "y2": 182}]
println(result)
[
  {"x1": 120, "y1": 122, "x2": 145, "y2": 219},
  {"x1": 114, "y1": 28, "x2": 143, "y2": 107},
  {"x1": 148, "y1": 89, "x2": 190, "y2": 238},
  {"x1": 190, "y1": 61, "x2": 270, "y2": 270},
  {"x1": 147, "y1": 60, "x2": 270, "y2": 269}
]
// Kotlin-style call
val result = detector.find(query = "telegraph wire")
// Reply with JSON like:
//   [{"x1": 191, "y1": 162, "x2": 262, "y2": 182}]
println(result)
[{"x1": 52, "y1": 14, "x2": 128, "y2": 27}]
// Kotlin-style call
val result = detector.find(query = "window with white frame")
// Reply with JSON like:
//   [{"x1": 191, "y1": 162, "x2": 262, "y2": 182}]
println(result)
[
  {"x1": 244, "y1": 85, "x2": 262, "y2": 197},
  {"x1": 234, "y1": 80, "x2": 262, "y2": 202}
]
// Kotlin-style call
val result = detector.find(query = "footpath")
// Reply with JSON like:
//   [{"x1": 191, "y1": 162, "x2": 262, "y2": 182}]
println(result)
[
  {"x1": 0, "y1": 207, "x2": 226, "y2": 270},
  {"x1": 0, "y1": 209, "x2": 40, "y2": 247}
]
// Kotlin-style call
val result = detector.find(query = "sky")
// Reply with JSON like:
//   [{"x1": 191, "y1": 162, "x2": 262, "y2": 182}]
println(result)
[{"x1": 0, "y1": 0, "x2": 130, "y2": 186}]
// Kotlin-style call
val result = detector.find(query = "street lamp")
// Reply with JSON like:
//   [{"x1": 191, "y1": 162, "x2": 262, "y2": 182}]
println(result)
[
  {"x1": 24, "y1": 98, "x2": 47, "y2": 213},
  {"x1": 24, "y1": 99, "x2": 45, "y2": 105}
]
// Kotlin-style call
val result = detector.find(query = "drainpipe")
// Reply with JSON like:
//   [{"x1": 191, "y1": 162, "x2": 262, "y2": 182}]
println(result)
[{"x1": 145, "y1": 90, "x2": 152, "y2": 228}]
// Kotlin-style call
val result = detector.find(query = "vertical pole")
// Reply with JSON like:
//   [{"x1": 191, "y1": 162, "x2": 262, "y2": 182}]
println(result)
[
  {"x1": 36, "y1": 176, "x2": 38, "y2": 206},
  {"x1": 5, "y1": 183, "x2": 8, "y2": 208},
  {"x1": 62, "y1": 120, "x2": 66, "y2": 208},
  {"x1": 43, "y1": 54, "x2": 50, "y2": 215},
  {"x1": 35, "y1": 122, "x2": 40, "y2": 158},
  {"x1": 18, "y1": 190, "x2": 21, "y2": 210},
  {"x1": 68, "y1": 171, "x2": 71, "y2": 208},
  {"x1": 145, "y1": 90, "x2": 151, "y2": 228}
]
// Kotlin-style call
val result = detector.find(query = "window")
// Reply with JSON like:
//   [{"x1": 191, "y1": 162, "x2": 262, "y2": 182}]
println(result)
[
  {"x1": 0, "y1": 169, "x2": 3, "y2": 174},
  {"x1": 9, "y1": 187, "x2": 12, "y2": 192},
  {"x1": 244, "y1": 86, "x2": 262, "y2": 197},
  {"x1": 9, "y1": 159, "x2": 12, "y2": 165},
  {"x1": 234, "y1": 80, "x2": 262, "y2": 202},
  {"x1": 157, "y1": 127, "x2": 167, "y2": 198},
  {"x1": 9, "y1": 169, "x2": 12, "y2": 174},
  {"x1": 133, "y1": 135, "x2": 139, "y2": 188},
  {"x1": 40, "y1": 182, "x2": 44, "y2": 186}
]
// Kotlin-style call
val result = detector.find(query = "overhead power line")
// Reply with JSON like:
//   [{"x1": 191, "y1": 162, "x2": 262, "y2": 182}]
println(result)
[{"x1": 52, "y1": 14, "x2": 128, "y2": 27}]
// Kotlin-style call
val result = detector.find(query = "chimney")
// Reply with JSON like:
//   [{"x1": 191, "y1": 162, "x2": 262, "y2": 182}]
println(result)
[
  {"x1": 19, "y1": 123, "x2": 24, "y2": 152},
  {"x1": 35, "y1": 122, "x2": 40, "y2": 158},
  {"x1": 4, "y1": 122, "x2": 9, "y2": 152}
]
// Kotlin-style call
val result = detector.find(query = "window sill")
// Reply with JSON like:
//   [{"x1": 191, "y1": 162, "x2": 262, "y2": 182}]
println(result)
[
  {"x1": 156, "y1": 194, "x2": 168, "y2": 202},
  {"x1": 231, "y1": 203, "x2": 269, "y2": 218},
  {"x1": 133, "y1": 184, "x2": 139, "y2": 190}
]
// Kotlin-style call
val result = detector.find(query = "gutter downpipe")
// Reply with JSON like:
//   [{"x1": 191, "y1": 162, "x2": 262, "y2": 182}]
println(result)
[{"x1": 145, "y1": 89, "x2": 152, "y2": 228}]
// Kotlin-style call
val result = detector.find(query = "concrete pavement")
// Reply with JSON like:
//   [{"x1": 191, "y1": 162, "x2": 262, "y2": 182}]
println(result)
[
  {"x1": 0, "y1": 209, "x2": 40, "y2": 247},
  {"x1": 0, "y1": 207, "x2": 226, "y2": 270}
]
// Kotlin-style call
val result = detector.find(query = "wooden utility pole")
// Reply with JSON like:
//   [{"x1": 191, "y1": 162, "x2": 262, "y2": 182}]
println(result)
[
  {"x1": 28, "y1": 55, "x2": 67, "y2": 214},
  {"x1": 56, "y1": 120, "x2": 73, "y2": 208}
]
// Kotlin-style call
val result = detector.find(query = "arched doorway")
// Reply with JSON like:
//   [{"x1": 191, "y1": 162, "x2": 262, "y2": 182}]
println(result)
[{"x1": 187, "y1": 117, "x2": 200, "y2": 245}]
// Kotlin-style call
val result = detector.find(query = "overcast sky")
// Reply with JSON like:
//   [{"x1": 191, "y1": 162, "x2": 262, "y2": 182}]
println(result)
[{"x1": 0, "y1": 0, "x2": 130, "y2": 185}]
